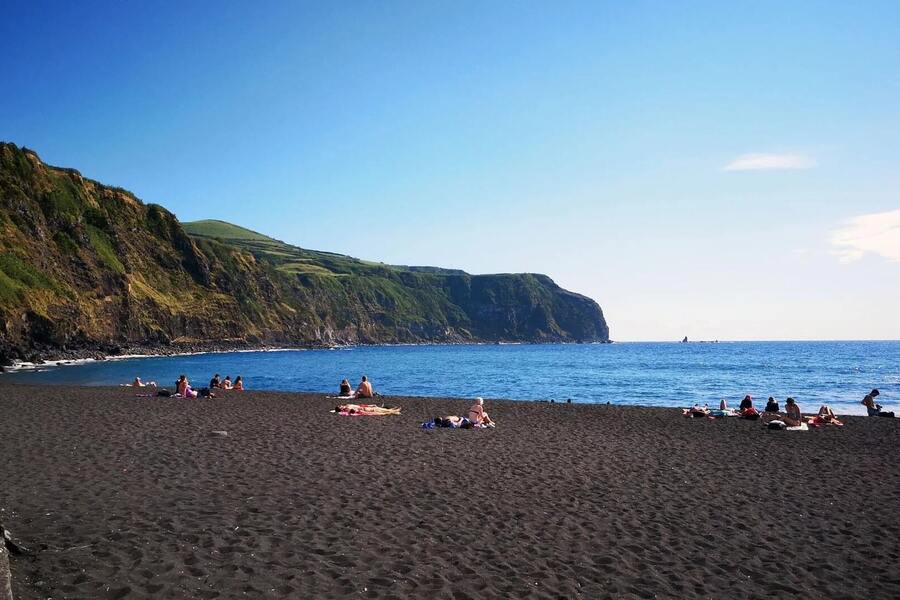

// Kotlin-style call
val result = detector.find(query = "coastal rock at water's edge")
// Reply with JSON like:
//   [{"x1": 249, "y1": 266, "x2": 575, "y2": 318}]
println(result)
[{"x1": 0, "y1": 143, "x2": 609, "y2": 364}]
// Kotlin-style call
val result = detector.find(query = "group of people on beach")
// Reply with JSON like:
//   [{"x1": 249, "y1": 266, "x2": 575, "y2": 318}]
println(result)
[
  {"x1": 337, "y1": 375, "x2": 375, "y2": 399},
  {"x1": 124, "y1": 373, "x2": 244, "y2": 398},
  {"x1": 684, "y1": 388, "x2": 892, "y2": 425},
  {"x1": 429, "y1": 397, "x2": 496, "y2": 428}
]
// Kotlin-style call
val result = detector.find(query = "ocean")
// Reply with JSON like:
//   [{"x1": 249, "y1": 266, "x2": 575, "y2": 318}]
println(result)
[{"x1": 3, "y1": 341, "x2": 898, "y2": 415}]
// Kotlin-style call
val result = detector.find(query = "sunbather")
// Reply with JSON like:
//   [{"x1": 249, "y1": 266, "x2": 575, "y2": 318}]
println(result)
[
  {"x1": 176, "y1": 375, "x2": 199, "y2": 398},
  {"x1": 234, "y1": 376, "x2": 244, "y2": 390},
  {"x1": 222, "y1": 376, "x2": 233, "y2": 390},
  {"x1": 683, "y1": 404, "x2": 710, "y2": 418},
  {"x1": 339, "y1": 379, "x2": 354, "y2": 397},
  {"x1": 810, "y1": 405, "x2": 843, "y2": 426},
  {"x1": 356, "y1": 375, "x2": 374, "y2": 399},
  {"x1": 433, "y1": 415, "x2": 473, "y2": 428},
  {"x1": 765, "y1": 397, "x2": 779, "y2": 413},
  {"x1": 123, "y1": 377, "x2": 156, "y2": 387},
  {"x1": 782, "y1": 397, "x2": 802, "y2": 427},
  {"x1": 334, "y1": 403, "x2": 401, "y2": 416},
  {"x1": 468, "y1": 397, "x2": 495, "y2": 426}
]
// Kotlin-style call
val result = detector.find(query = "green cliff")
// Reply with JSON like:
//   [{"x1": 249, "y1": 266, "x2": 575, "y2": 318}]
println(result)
[{"x1": 0, "y1": 143, "x2": 609, "y2": 364}]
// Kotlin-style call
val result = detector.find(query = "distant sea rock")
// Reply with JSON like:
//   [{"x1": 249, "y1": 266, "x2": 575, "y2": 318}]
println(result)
[{"x1": 0, "y1": 142, "x2": 610, "y2": 364}]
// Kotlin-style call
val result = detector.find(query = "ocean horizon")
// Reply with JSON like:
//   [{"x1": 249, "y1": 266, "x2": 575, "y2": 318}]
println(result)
[{"x1": 3, "y1": 341, "x2": 897, "y2": 416}]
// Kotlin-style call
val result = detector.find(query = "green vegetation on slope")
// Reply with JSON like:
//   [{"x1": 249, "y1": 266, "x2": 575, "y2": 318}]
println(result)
[{"x1": 0, "y1": 143, "x2": 609, "y2": 363}]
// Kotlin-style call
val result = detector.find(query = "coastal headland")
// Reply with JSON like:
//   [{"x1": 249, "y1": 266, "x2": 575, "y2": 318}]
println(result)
[
  {"x1": 0, "y1": 142, "x2": 609, "y2": 367},
  {"x1": 1, "y1": 383, "x2": 898, "y2": 599}
]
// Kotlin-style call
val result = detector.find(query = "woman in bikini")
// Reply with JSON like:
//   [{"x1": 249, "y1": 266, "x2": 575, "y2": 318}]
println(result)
[
  {"x1": 335, "y1": 403, "x2": 401, "y2": 416},
  {"x1": 468, "y1": 397, "x2": 495, "y2": 427}
]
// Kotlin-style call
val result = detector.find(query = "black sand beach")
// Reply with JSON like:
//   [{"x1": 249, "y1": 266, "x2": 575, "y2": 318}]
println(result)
[{"x1": 1, "y1": 383, "x2": 899, "y2": 599}]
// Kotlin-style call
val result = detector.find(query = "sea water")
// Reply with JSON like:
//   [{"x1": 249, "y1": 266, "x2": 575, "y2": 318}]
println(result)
[{"x1": 3, "y1": 341, "x2": 898, "y2": 415}]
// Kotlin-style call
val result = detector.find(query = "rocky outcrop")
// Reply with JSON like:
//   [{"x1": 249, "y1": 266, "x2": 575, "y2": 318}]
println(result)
[{"x1": 0, "y1": 143, "x2": 609, "y2": 364}]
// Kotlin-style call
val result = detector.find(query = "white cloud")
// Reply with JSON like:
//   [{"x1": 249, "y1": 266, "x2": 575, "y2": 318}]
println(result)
[
  {"x1": 830, "y1": 209, "x2": 900, "y2": 264},
  {"x1": 724, "y1": 153, "x2": 816, "y2": 171}
]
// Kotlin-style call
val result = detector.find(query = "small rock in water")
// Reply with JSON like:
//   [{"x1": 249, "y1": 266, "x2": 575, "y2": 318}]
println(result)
[{"x1": 210, "y1": 430, "x2": 228, "y2": 437}]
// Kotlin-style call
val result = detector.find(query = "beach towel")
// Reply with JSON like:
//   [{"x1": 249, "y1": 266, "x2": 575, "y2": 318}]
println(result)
[
  {"x1": 786, "y1": 422, "x2": 809, "y2": 432},
  {"x1": 709, "y1": 409, "x2": 738, "y2": 418}
]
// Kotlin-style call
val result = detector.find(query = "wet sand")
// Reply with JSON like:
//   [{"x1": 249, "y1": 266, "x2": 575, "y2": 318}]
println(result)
[{"x1": 1, "y1": 383, "x2": 899, "y2": 599}]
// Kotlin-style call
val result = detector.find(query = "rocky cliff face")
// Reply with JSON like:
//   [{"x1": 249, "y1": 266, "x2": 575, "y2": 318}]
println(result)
[{"x1": 0, "y1": 143, "x2": 609, "y2": 364}]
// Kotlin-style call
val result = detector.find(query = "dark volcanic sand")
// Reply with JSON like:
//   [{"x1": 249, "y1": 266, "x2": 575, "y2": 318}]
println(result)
[{"x1": 1, "y1": 383, "x2": 899, "y2": 599}]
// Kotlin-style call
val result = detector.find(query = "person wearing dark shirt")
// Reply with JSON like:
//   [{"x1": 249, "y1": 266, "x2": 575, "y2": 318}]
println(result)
[
  {"x1": 765, "y1": 397, "x2": 779, "y2": 413},
  {"x1": 863, "y1": 389, "x2": 894, "y2": 417},
  {"x1": 210, "y1": 374, "x2": 221, "y2": 389}
]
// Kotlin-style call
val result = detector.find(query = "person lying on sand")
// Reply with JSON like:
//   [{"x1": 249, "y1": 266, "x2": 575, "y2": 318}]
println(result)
[
  {"x1": 683, "y1": 404, "x2": 710, "y2": 418},
  {"x1": 356, "y1": 375, "x2": 374, "y2": 399},
  {"x1": 468, "y1": 397, "x2": 495, "y2": 426},
  {"x1": 334, "y1": 403, "x2": 401, "y2": 416},
  {"x1": 809, "y1": 405, "x2": 843, "y2": 426},
  {"x1": 122, "y1": 377, "x2": 156, "y2": 388},
  {"x1": 339, "y1": 379, "x2": 354, "y2": 397},
  {"x1": 818, "y1": 405, "x2": 836, "y2": 420},
  {"x1": 433, "y1": 415, "x2": 473, "y2": 429}
]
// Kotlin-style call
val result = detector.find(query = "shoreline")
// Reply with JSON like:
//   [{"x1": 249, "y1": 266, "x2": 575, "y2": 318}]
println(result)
[
  {"x1": 1, "y1": 339, "x2": 614, "y2": 371},
  {"x1": 1, "y1": 383, "x2": 898, "y2": 599}
]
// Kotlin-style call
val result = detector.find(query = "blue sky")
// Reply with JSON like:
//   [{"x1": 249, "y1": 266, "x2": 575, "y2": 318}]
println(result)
[{"x1": 3, "y1": 1, "x2": 899, "y2": 340}]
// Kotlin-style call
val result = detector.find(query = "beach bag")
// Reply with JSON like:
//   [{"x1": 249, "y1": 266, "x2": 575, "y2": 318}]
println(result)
[
  {"x1": 156, "y1": 389, "x2": 172, "y2": 397},
  {"x1": 742, "y1": 407, "x2": 760, "y2": 420}
]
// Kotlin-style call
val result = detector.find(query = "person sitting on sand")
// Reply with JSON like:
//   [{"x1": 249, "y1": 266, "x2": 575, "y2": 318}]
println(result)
[
  {"x1": 765, "y1": 397, "x2": 780, "y2": 413},
  {"x1": 222, "y1": 376, "x2": 233, "y2": 390},
  {"x1": 176, "y1": 375, "x2": 199, "y2": 398},
  {"x1": 356, "y1": 375, "x2": 374, "y2": 399},
  {"x1": 719, "y1": 398, "x2": 728, "y2": 410},
  {"x1": 740, "y1": 395, "x2": 754, "y2": 411},
  {"x1": 782, "y1": 397, "x2": 802, "y2": 427},
  {"x1": 863, "y1": 389, "x2": 895, "y2": 418},
  {"x1": 334, "y1": 403, "x2": 401, "y2": 416},
  {"x1": 124, "y1": 376, "x2": 156, "y2": 388},
  {"x1": 468, "y1": 397, "x2": 496, "y2": 427},
  {"x1": 234, "y1": 376, "x2": 244, "y2": 390},
  {"x1": 210, "y1": 374, "x2": 221, "y2": 389},
  {"x1": 339, "y1": 378, "x2": 353, "y2": 397}
]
